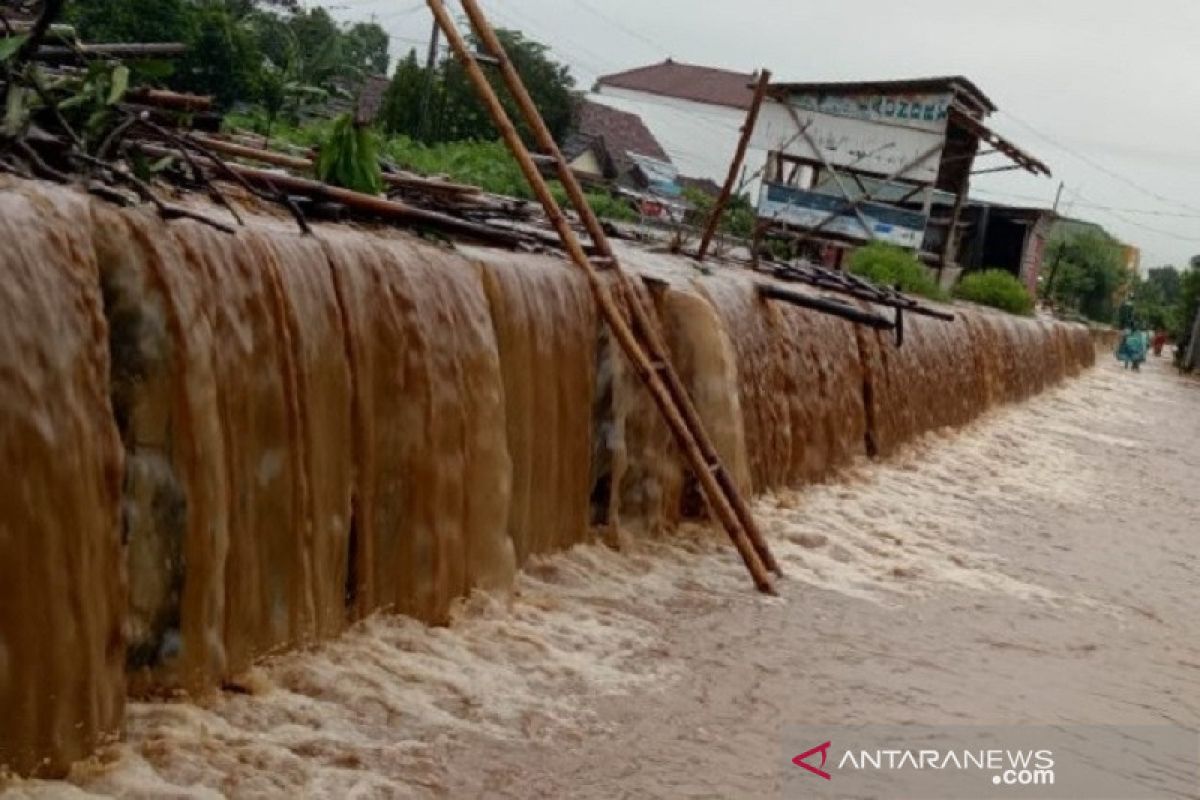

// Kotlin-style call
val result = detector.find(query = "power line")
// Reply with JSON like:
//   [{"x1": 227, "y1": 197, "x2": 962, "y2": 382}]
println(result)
[
  {"x1": 567, "y1": 0, "x2": 667, "y2": 59},
  {"x1": 373, "y1": 2, "x2": 427, "y2": 24},
  {"x1": 972, "y1": 186, "x2": 1200, "y2": 220},
  {"x1": 1085, "y1": 205, "x2": 1200, "y2": 244},
  {"x1": 997, "y1": 109, "x2": 1200, "y2": 217}
]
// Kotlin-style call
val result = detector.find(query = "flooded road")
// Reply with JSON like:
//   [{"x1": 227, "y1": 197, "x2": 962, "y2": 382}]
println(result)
[{"x1": 9, "y1": 357, "x2": 1200, "y2": 798}]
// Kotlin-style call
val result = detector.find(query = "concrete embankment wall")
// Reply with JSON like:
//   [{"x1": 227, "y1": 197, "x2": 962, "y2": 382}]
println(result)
[{"x1": 0, "y1": 181, "x2": 1095, "y2": 776}]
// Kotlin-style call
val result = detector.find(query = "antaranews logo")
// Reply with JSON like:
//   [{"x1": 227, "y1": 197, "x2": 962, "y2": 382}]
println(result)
[
  {"x1": 792, "y1": 740, "x2": 1054, "y2": 787},
  {"x1": 785, "y1": 725, "x2": 1199, "y2": 799},
  {"x1": 791, "y1": 741, "x2": 832, "y2": 781}
]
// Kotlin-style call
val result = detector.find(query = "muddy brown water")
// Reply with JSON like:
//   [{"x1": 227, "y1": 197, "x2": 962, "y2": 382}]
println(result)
[{"x1": 4, "y1": 358, "x2": 1196, "y2": 798}]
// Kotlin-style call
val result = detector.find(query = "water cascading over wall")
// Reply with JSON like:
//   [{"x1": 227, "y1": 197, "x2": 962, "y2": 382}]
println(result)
[{"x1": 0, "y1": 181, "x2": 1096, "y2": 776}]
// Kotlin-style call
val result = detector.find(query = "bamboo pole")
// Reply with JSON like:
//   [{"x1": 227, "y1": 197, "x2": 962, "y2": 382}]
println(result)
[
  {"x1": 457, "y1": 0, "x2": 781, "y2": 579},
  {"x1": 430, "y1": 0, "x2": 774, "y2": 593},
  {"x1": 137, "y1": 142, "x2": 530, "y2": 246},
  {"x1": 698, "y1": 69, "x2": 770, "y2": 262}
]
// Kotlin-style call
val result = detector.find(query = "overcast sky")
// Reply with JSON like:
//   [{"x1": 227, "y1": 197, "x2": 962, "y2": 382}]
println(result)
[{"x1": 328, "y1": 0, "x2": 1200, "y2": 269}]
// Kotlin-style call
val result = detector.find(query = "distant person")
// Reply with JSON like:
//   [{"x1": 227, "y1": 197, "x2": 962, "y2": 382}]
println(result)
[
  {"x1": 1152, "y1": 330, "x2": 1168, "y2": 357},
  {"x1": 1116, "y1": 328, "x2": 1148, "y2": 371}
]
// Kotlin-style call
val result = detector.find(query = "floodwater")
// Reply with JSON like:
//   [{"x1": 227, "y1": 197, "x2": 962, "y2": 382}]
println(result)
[{"x1": 6, "y1": 357, "x2": 1199, "y2": 798}]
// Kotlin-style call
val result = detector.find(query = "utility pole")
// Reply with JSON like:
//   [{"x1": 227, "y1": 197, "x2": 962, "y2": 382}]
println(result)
[
  {"x1": 1187, "y1": 304, "x2": 1200, "y2": 371},
  {"x1": 418, "y1": 17, "x2": 441, "y2": 141},
  {"x1": 1042, "y1": 182, "x2": 1067, "y2": 303}
]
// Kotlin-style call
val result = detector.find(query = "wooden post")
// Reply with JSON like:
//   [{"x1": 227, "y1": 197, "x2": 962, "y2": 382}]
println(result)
[
  {"x1": 433, "y1": 0, "x2": 776, "y2": 591},
  {"x1": 1187, "y1": 304, "x2": 1200, "y2": 371},
  {"x1": 419, "y1": 18, "x2": 441, "y2": 141},
  {"x1": 940, "y1": 182, "x2": 969, "y2": 282},
  {"x1": 698, "y1": 69, "x2": 770, "y2": 262}
]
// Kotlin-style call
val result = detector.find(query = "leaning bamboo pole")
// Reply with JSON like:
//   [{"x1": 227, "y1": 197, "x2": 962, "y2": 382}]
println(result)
[
  {"x1": 426, "y1": 0, "x2": 774, "y2": 593},
  {"x1": 457, "y1": 0, "x2": 781, "y2": 578},
  {"x1": 698, "y1": 69, "x2": 771, "y2": 262}
]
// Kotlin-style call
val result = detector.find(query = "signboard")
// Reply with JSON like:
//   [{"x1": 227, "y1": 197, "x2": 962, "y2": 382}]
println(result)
[
  {"x1": 757, "y1": 182, "x2": 928, "y2": 248},
  {"x1": 751, "y1": 93, "x2": 950, "y2": 183},
  {"x1": 789, "y1": 91, "x2": 952, "y2": 134}
]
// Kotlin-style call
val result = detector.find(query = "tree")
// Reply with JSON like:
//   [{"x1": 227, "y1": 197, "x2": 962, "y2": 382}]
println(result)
[
  {"x1": 284, "y1": 7, "x2": 343, "y2": 88},
  {"x1": 380, "y1": 27, "x2": 576, "y2": 144},
  {"x1": 343, "y1": 22, "x2": 390, "y2": 77},
  {"x1": 64, "y1": 1, "x2": 390, "y2": 111},
  {"x1": 380, "y1": 49, "x2": 424, "y2": 138},
  {"x1": 174, "y1": 4, "x2": 262, "y2": 107},
  {"x1": 64, "y1": 0, "x2": 194, "y2": 45},
  {"x1": 1174, "y1": 267, "x2": 1200, "y2": 363},
  {"x1": 1041, "y1": 230, "x2": 1130, "y2": 323},
  {"x1": 1131, "y1": 265, "x2": 1184, "y2": 331}
]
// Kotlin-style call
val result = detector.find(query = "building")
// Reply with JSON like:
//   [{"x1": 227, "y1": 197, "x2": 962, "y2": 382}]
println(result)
[
  {"x1": 563, "y1": 99, "x2": 688, "y2": 219},
  {"x1": 960, "y1": 202, "x2": 1057, "y2": 296},
  {"x1": 592, "y1": 60, "x2": 767, "y2": 196},
  {"x1": 1121, "y1": 244, "x2": 1143, "y2": 276},
  {"x1": 746, "y1": 75, "x2": 1050, "y2": 279}
]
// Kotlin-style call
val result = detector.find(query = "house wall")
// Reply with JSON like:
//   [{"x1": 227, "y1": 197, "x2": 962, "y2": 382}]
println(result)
[
  {"x1": 1020, "y1": 215, "x2": 1052, "y2": 296},
  {"x1": 589, "y1": 88, "x2": 767, "y2": 199},
  {"x1": 570, "y1": 150, "x2": 604, "y2": 178}
]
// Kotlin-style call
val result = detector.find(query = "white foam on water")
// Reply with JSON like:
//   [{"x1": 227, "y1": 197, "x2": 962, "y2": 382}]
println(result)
[{"x1": 5, "y1": 362, "x2": 1172, "y2": 799}]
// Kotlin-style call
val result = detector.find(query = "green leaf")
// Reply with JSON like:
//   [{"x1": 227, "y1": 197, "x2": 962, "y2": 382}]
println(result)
[
  {"x1": 86, "y1": 108, "x2": 112, "y2": 137},
  {"x1": 150, "y1": 155, "x2": 176, "y2": 173},
  {"x1": 4, "y1": 86, "x2": 29, "y2": 137},
  {"x1": 0, "y1": 35, "x2": 29, "y2": 63},
  {"x1": 107, "y1": 66, "x2": 130, "y2": 105},
  {"x1": 57, "y1": 93, "x2": 89, "y2": 111},
  {"x1": 132, "y1": 60, "x2": 175, "y2": 81},
  {"x1": 130, "y1": 151, "x2": 153, "y2": 182}
]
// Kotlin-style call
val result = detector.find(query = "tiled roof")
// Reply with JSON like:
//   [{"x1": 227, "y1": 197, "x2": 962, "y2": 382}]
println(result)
[
  {"x1": 595, "y1": 60, "x2": 759, "y2": 110},
  {"x1": 574, "y1": 99, "x2": 671, "y2": 176}
]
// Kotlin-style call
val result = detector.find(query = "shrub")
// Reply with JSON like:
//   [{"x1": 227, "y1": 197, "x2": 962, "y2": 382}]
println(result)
[
  {"x1": 848, "y1": 243, "x2": 947, "y2": 301},
  {"x1": 954, "y1": 269, "x2": 1035, "y2": 316},
  {"x1": 315, "y1": 114, "x2": 383, "y2": 195},
  {"x1": 226, "y1": 118, "x2": 639, "y2": 222},
  {"x1": 681, "y1": 186, "x2": 755, "y2": 240}
]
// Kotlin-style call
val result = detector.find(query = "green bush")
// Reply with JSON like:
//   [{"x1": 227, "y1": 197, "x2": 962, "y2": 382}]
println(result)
[
  {"x1": 953, "y1": 269, "x2": 1035, "y2": 316},
  {"x1": 225, "y1": 118, "x2": 638, "y2": 221},
  {"x1": 681, "y1": 186, "x2": 755, "y2": 240},
  {"x1": 315, "y1": 114, "x2": 383, "y2": 195},
  {"x1": 848, "y1": 243, "x2": 947, "y2": 301}
]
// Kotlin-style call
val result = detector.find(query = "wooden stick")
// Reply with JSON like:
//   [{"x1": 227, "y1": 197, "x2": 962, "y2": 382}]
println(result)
[
  {"x1": 698, "y1": 69, "x2": 770, "y2": 262},
  {"x1": 439, "y1": 0, "x2": 774, "y2": 592},
  {"x1": 783, "y1": 103, "x2": 877, "y2": 240},
  {"x1": 126, "y1": 88, "x2": 213, "y2": 112},
  {"x1": 190, "y1": 134, "x2": 481, "y2": 197},
  {"x1": 801, "y1": 143, "x2": 943, "y2": 241},
  {"x1": 32, "y1": 42, "x2": 187, "y2": 61},
  {"x1": 453, "y1": 0, "x2": 780, "y2": 585},
  {"x1": 138, "y1": 142, "x2": 529, "y2": 247}
]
